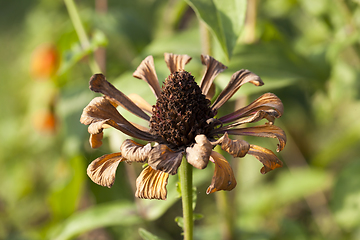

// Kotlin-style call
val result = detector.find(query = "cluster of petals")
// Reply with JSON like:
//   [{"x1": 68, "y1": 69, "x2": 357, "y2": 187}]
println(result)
[{"x1": 80, "y1": 53, "x2": 286, "y2": 200}]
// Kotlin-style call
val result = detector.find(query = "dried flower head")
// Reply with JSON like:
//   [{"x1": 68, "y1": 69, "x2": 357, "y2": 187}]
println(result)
[{"x1": 80, "y1": 53, "x2": 286, "y2": 200}]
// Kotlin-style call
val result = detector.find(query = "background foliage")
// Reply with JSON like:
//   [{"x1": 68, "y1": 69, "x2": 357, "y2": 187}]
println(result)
[{"x1": 1, "y1": 0, "x2": 360, "y2": 239}]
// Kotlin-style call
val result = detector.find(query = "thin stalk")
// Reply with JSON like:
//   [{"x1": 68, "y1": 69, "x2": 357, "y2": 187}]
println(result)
[{"x1": 179, "y1": 157, "x2": 193, "y2": 240}]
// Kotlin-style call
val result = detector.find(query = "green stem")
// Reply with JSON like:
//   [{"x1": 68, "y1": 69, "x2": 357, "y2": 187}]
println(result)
[{"x1": 179, "y1": 157, "x2": 193, "y2": 240}]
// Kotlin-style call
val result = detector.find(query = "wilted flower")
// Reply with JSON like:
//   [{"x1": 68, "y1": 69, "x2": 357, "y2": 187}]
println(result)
[{"x1": 80, "y1": 53, "x2": 286, "y2": 200}]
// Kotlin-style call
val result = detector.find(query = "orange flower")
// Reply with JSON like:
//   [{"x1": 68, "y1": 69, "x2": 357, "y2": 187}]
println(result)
[{"x1": 80, "y1": 53, "x2": 286, "y2": 200}]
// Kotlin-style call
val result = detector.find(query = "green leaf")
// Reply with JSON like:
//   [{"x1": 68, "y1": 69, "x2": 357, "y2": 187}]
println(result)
[
  {"x1": 138, "y1": 228, "x2": 163, "y2": 240},
  {"x1": 185, "y1": 0, "x2": 247, "y2": 60},
  {"x1": 49, "y1": 201, "x2": 141, "y2": 240},
  {"x1": 175, "y1": 216, "x2": 184, "y2": 229}
]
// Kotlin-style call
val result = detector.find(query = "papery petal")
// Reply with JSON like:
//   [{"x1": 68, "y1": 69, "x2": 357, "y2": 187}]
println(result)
[
  {"x1": 225, "y1": 125, "x2": 287, "y2": 152},
  {"x1": 135, "y1": 166, "x2": 169, "y2": 200},
  {"x1": 247, "y1": 144, "x2": 283, "y2": 174},
  {"x1": 185, "y1": 135, "x2": 212, "y2": 169},
  {"x1": 219, "y1": 93, "x2": 283, "y2": 123},
  {"x1": 211, "y1": 70, "x2": 264, "y2": 111},
  {"x1": 215, "y1": 132, "x2": 250, "y2": 158},
  {"x1": 128, "y1": 93, "x2": 153, "y2": 114},
  {"x1": 120, "y1": 139, "x2": 152, "y2": 162},
  {"x1": 206, "y1": 151, "x2": 237, "y2": 194},
  {"x1": 80, "y1": 97, "x2": 155, "y2": 141},
  {"x1": 87, "y1": 152, "x2": 125, "y2": 188},
  {"x1": 148, "y1": 144, "x2": 183, "y2": 175},
  {"x1": 133, "y1": 56, "x2": 162, "y2": 99},
  {"x1": 89, "y1": 74, "x2": 150, "y2": 121},
  {"x1": 164, "y1": 53, "x2": 192, "y2": 73},
  {"x1": 199, "y1": 55, "x2": 227, "y2": 96},
  {"x1": 89, "y1": 132, "x2": 103, "y2": 148}
]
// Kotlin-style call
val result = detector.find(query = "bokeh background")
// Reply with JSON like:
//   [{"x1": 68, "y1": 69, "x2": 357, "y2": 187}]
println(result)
[{"x1": 1, "y1": 0, "x2": 360, "y2": 239}]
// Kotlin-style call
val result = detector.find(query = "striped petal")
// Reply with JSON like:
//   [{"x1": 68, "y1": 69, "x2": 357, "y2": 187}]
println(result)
[
  {"x1": 135, "y1": 166, "x2": 169, "y2": 200},
  {"x1": 199, "y1": 55, "x2": 227, "y2": 97},
  {"x1": 148, "y1": 144, "x2": 183, "y2": 175},
  {"x1": 164, "y1": 53, "x2": 192, "y2": 73},
  {"x1": 120, "y1": 139, "x2": 152, "y2": 162},
  {"x1": 247, "y1": 145, "x2": 283, "y2": 174}
]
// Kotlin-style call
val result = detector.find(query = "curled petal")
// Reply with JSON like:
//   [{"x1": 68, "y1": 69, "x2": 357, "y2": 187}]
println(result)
[
  {"x1": 120, "y1": 139, "x2": 152, "y2": 163},
  {"x1": 148, "y1": 144, "x2": 183, "y2": 175},
  {"x1": 248, "y1": 145, "x2": 283, "y2": 174},
  {"x1": 164, "y1": 53, "x2": 192, "y2": 73},
  {"x1": 87, "y1": 152, "x2": 125, "y2": 188},
  {"x1": 128, "y1": 93, "x2": 153, "y2": 114},
  {"x1": 207, "y1": 151, "x2": 237, "y2": 194},
  {"x1": 80, "y1": 97, "x2": 155, "y2": 141},
  {"x1": 215, "y1": 132, "x2": 250, "y2": 158},
  {"x1": 186, "y1": 135, "x2": 212, "y2": 169},
  {"x1": 219, "y1": 93, "x2": 283, "y2": 123},
  {"x1": 225, "y1": 125, "x2": 287, "y2": 152},
  {"x1": 211, "y1": 70, "x2": 264, "y2": 111},
  {"x1": 135, "y1": 166, "x2": 169, "y2": 200},
  {"x1": 199, "y1": 55, "x2": 228, "y2": 96},
  {"x1": 133, "y1": 56, "x2": 162, "y2": 99},
  {"x1": 89, "y1": 74, "x2": 150, "y2": 121},
  {"x1": 89, "y1": 132, "x2": 103, "y2": 148}
]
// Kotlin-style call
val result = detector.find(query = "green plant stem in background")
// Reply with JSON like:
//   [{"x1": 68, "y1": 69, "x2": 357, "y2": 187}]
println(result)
[{"x1": 179, "y1": 157, "x2": 194, "y2": 240}]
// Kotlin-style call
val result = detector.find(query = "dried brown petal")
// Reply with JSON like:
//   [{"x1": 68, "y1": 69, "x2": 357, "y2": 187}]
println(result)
[
  {"x1": 89, "y1": 74, "x2": 150, "y2": 121},
  {"x1": 199, "y1": 55, "x2": 227, "y2": 96},
  {"x1": 87, "y1": 152, "x2": 125, "y2": 188},
  {"x1": 247, "y1": 144, "x2": 283, "y2": 174},
  {"x1": 164, "y1": 53, "x2": 192, "y2": 73},
  {"x1": 216, "y1": 132, "x2": 250, "y2": 158},
  {"x1": 211, "y1": 70, "x2": 264, "y2": 111},
  {"x1": 148, "y1": 144, "x2": 183, "y2": 175},
  {"x1": 207, "y1": 151, "x2": 237, "y2": 194},
  {"x1": 120, "y1": 139, "x2": 152, "y2": 163},
  {"x1": 133, "y1": 56, "x2": 162, "y2": 99},
  {"x1": 185, "y1": 135, "x2": 212, "y2": 169},
  {"x1": 225, "y1": 125, "x2": 287, "y2": 152},
  {"x1": 135, "y1": 166, "x2": 169, "y2": 200},
  {"x1": 89, "y1": 132, "x2": 104, "y2": 148},
  {"x1": 128, "y1": 93, "x2": 153, "y2": 114}
]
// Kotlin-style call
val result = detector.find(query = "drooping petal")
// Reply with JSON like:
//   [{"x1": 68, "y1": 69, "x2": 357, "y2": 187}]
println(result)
[
  {"x1": 185, "y1": 135, "x2": 212, "y2": 169},
  {"x1": 133, "y1": 56, "x2": 162, "y2": 99},
  {"x1": 247, "y1": 144, "x2": 283, "y2": 174},
  {"x1": 89, "y1": 132, "x2": 103, "y2": 148},
  {"x1": 135, "y1": 166, "x2": 169, "y2": 200},
  {"x1": 89, "y1": 74, "x2": 150, "y2": 121},
  {"x1": 199, "y1": 55, "x2": 228, "y2": 96},
  {"x1": 219, "y1": 93, "x2": 283, "y2": 123},
  {"x1": 225, "y1": 125, "x2": 287, "y2": 152},
  {"x1": 128, "y1": 93, "x2": 153, "y2": 114},
  {"x1": 87, "y1": 152, "x2": 125, "y2": 188},
  {"x1": 164, "y1": 53, "x2": 192, "y2": 73},
  {"x1": 215, "y1": 132, "x2": 250, "y2": 158},
  {"x1": 148, "y1": 144, "x2": 183, "y2": 175},
  {"x1": 120, "y1": 139, "x2": 152, "y2": 162},
  {"x1": 80, "y1": 97, "x2": 156, "y2": 141},
  {"x1": 206, "y1": 151, "x2": 237, "y2": 194},
  {"x1": 211, "y1": 70, "x2": 264, "y2": 111}
]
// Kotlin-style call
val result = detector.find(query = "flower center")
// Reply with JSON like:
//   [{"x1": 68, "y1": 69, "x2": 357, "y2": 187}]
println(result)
[{"x1": 150, "y1": 71, "x2": 215, "y2": 149}]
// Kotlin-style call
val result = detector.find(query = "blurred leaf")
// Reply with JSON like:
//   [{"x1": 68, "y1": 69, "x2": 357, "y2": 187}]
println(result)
[
  {"x1": 49, "y1": 201, "x2": 141, "y2": 240},
  {"x1": 139, "y1": 228, "x2": 163, "y2": 240},
  {"x1": 185, "y1": 0, "x2": 247, "y2": 59},
  {"x1": 175, "y1": 216, "x2": 184, "y2": 229}
]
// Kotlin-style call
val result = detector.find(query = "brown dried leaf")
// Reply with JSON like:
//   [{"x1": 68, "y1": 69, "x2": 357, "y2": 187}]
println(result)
[
  {"x1": 199, "y1": 55, "x2": 227, "y2": 96},
  {"x1": 148, "y1": 144, "x2": 183, "y2": 175},
  {"x1": 120, "y1": 139, "x2": 152, "y2": 163},
  {"x1": 211, "y1": 70, "x2": 264, "y2": 111},
  {"x1": 135, "y1": 166, "x2": 169, "y2": 200},
  {"x1": 216, "y1": 132, "x2": 250, "y2": 158},
  {"x1": 87, "y1": 152, "x2": 125, "y2": 188},
  {"x1": 164, "y1": 53, "x2": 192, "y2": 73},
  {"x1": 248, "y1": 144, "x2": 283, "y2": 174},
  {"x1": 89, "y1": 132, "x2": 103, "y2": 148},
  {"x1": 133, "y1": 56, "x2": 162, "y2": 99},
  {"x1": 207, "y1": 151, "x2": 237, "y2": 194},
  {"x1": 89, "y1": 74, "x2": 150, "y2": 121},
  {"x1": 185, "y1": 135, "x2": 212, "y2": 169}
]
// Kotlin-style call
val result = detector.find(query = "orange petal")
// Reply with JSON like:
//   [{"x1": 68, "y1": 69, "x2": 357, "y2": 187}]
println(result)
[
  {"x1": 87, "y1": 152, "x2": 125, "y2": 188},
  {"x1": 247, "y1": 144, "x2": 283, "y2": 174},
  {"x1": 128, "y1": 93, "x2": 153, "y2": 114},
  {"x1": 164, "y1": 53, "x2": 192, "y2": 73},
  {"x1": 135, "y1": 166, "x2": 169, "y2": 200},
  {"x1": 148, "y1": 144, "x2": 183, "y2": 175},
  {"x1": 89, "y1": 132, "x2": 103, "y2": 148},
  {"x1": 199, "y1": 55, "x2": 227, "y2": 96},
  {"x1": 185, "y1": 135, "x2": 212, "y2": 169},
  {"x1": 207, "y1": 151, "x2": 237, "y2": 194},
  {"x1": 120, "y1": 139, "x2": 152, "y2": 163},
  {"x1": 216, "y1": 132, "x2": 250, "y2": 158}
]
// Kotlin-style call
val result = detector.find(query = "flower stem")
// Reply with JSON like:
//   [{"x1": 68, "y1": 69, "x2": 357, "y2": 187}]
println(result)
[{"x1": 179, "y1": 157, "x2": 193, "y2": 240}]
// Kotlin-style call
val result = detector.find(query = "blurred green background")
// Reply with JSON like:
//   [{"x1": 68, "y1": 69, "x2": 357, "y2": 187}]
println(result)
[{"x1": 1, "y1": 0, "x2": 360, "y2": 239}]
